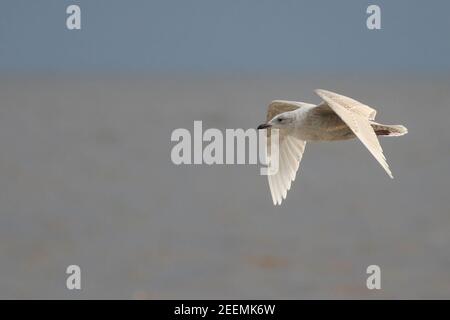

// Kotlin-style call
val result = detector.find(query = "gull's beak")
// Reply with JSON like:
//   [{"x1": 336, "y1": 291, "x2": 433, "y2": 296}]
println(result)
[{"x1": 257, "y1": 123, "x2": 272, "y2": 130}]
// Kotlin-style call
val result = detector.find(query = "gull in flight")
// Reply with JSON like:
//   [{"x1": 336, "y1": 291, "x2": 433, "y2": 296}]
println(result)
[{"x1": 257, "y1": 89, "x2": 408, "y2": 205}]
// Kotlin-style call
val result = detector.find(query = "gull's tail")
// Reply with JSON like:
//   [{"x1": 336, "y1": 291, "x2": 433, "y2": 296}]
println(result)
[{"x1": 370, "y1": 122, "x2": 408, "y2": 137}]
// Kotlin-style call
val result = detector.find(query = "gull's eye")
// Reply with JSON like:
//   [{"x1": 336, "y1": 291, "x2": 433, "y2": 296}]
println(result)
[{"x1": 277, "y1": 118, "x2": 283, "y2": 122}]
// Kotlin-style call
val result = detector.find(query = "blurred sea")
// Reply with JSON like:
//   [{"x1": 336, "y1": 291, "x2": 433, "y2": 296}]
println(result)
[{"x1": 0, "y1": 74, "x2": 449, "y2": 298}]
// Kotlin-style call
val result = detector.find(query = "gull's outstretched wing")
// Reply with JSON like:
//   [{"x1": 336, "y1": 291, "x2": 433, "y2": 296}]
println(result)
[
  {"x1": 266, "y1": 100, "x2": 316, "y2": 121},
  {"x1": 314, "y1": 90, "x2": 377, "y2": 120},
  {"x1": 265, "y1": 101, "x2": 308, "y2": 205},
  {"x1": 315, "y1": 89, "x2": 393, "y2": 178}
]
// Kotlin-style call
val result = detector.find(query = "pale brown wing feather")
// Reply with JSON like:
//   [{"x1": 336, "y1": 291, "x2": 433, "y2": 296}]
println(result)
[
  {"x1": 265, "y1": 101, "x2": 307, "y2": 205},
  {"x1": 315, "y1": 89, "x2": 393, "y2": 178},
  {"x1": 314, "y1": 89, "x2": 377, "y2": 120}
]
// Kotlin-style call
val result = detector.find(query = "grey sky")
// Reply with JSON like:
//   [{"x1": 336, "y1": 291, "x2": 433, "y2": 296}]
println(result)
[{"x1": 0, "y1": 0, "x2": 449, "y2": 72}]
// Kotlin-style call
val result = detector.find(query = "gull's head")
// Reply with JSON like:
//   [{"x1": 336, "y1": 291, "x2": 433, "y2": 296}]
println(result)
[{"x1": 258, "y1": 112, "x2": 296, "y2": 130}]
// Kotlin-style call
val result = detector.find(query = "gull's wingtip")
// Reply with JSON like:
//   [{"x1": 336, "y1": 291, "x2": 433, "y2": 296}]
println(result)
[
  {"x1": 271, "y1": 196, "x2": 282, "y2": 206},
  {"x1": 386, "y1": 169, "x2": 394, "y2": 179}
]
